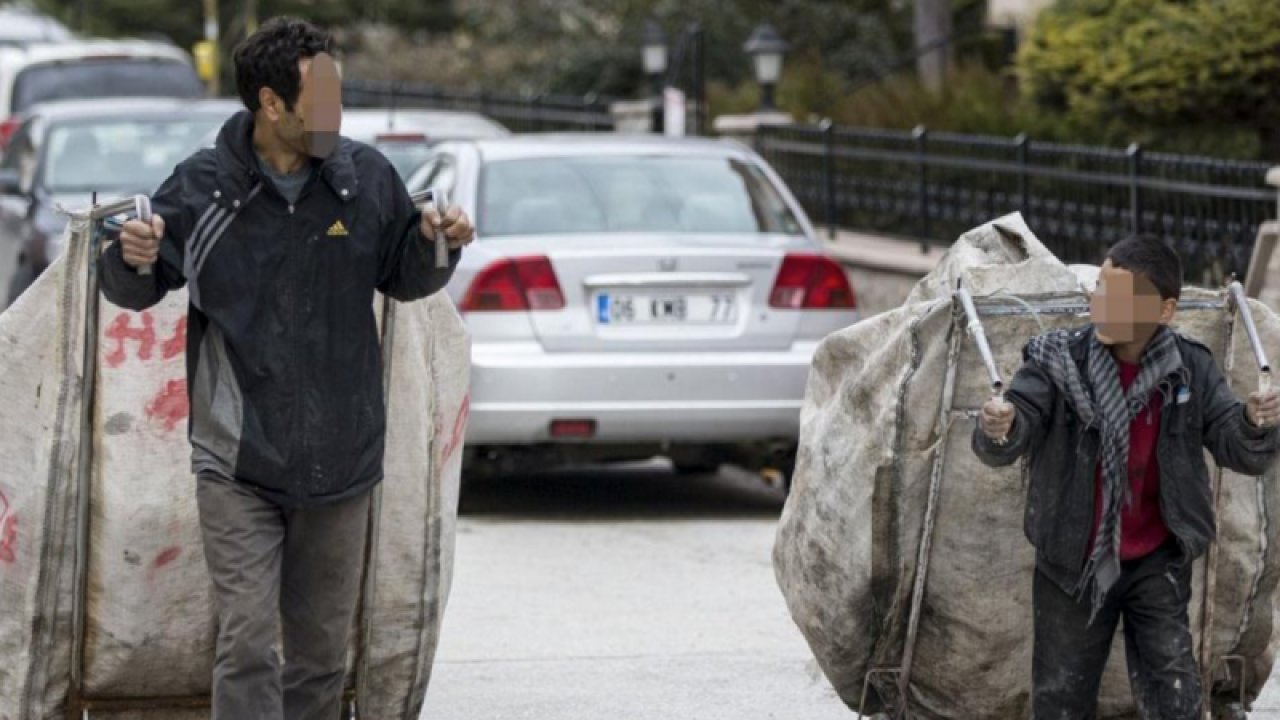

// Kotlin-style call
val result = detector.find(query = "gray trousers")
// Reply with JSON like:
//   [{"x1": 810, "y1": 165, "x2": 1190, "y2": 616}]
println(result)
[{"x1": 196, "y1": 473, "x2": 370, "y2": 720}]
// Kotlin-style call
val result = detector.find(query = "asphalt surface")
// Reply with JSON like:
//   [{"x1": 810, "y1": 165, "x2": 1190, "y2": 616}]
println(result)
[
  {"x1": 420, "y1": 463, "x2": 851, "y2": 719},
  {"x1": 421, "y1": 462, "x2": 1280, "y2": 719},
  {"x1": 0, "y1": 228, "x2": 17, "y2": 308}
]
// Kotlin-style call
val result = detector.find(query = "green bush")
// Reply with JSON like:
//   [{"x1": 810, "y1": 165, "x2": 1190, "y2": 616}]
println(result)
[
  {"x1": 1018, "y1": 0, "x2": 1280, "y2": 160},
  {"x1": 713, "y1": 60, "x2": 1261, "y2": 160}
]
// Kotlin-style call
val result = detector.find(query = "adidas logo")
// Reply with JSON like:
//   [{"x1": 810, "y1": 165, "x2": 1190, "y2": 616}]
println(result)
[{"x1": 326, "y1": 220, "x2": 349, "y2": 237}]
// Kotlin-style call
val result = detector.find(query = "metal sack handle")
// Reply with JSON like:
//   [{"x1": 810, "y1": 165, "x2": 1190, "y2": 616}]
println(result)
[
  {"x1": 127, "y1": 190, "x2": 449, "y2": 276},
  {"x1": 410, "y1": 188, "x2": 451, "y2": 269},
  {"x1": 133, "y1": 195, "x2": 153, "y2": 276},
  {"x1": 956, "y1": 280, "x2": 1009, "y2": 444},
  {"x1": 1227, "y1": 280, "x2": 1272, "y2": 424}
]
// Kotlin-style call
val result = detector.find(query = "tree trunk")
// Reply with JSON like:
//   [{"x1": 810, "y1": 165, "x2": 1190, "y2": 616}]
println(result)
[{"x1": 914, "y1": 0, "x2": 953, "y2": 94}]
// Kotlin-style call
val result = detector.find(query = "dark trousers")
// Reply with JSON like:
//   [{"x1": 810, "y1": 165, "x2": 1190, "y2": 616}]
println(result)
[
  {"x1": 196, "y1": 473, "x2": 370, "y2": 720},
  {"x1": 1032, "y1": 540, "x2": 1202, "y2": 720}
]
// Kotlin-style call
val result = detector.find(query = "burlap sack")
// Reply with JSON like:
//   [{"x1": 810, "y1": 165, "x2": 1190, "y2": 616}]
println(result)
[
  {"x1": 776, "y1": 213, "x2": 1280, "y2": 718},
  {"x1": 0, "y1": 210, "x2": 469, "y2": 719}
]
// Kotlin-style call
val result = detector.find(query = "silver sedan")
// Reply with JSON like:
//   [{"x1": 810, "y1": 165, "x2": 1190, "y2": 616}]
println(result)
[{"x1": 406, "y1": 134, "x2": 858, "y2": 480}]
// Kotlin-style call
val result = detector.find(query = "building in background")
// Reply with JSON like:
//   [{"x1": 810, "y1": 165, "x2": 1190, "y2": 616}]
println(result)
[{"x1": 987, "y1": 0, "x2": 1052, "y2": 33}]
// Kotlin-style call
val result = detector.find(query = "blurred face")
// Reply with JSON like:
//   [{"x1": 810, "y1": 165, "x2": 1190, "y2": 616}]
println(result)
[
  {"x1": 1090, "y1": 259, "x2": 1176, "y2": 346},
  {"x1": 258, "y1": 52, "x2": 342, "y2": 159}
]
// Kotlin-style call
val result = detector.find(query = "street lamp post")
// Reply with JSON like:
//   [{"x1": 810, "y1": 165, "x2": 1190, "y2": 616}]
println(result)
[
  {"x1": 744, "y1": 24, "x2": 789, "y2": 113},
  {"x1": 642, "y1": 19, "x2": 668, "y2": 134}
]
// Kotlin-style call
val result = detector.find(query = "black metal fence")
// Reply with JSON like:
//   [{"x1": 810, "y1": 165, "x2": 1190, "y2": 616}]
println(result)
[
  {"x1": 341, "y1": 79, "x2": 1277, "y2": 284},
  {"x1": 343, "y1": 79, "x2": 616, "y2": 133},
  {"x1": 757, "y1": 123, "x2": 1277, "y2": 284}
]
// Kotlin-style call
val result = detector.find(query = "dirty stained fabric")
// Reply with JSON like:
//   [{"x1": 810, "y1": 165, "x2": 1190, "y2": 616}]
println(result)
[
  {"x1": 774, "y1": 212, "x2": 1280, "y2": 718},
  {"x1": 0, "y1": 218, "x2": 470, "y2": 719}
]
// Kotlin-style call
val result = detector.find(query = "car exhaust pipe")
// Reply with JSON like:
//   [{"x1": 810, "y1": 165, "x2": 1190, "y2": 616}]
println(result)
[{"x1": 760, "y1": 467, "x2": 786, "y2": 489}]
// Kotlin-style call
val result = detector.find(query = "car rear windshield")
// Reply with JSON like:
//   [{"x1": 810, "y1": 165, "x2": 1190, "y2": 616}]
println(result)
[
  {"x1": 42, "y1": 115, "x2": 225, "y2": 194},
  {"x1": 12, "y1": 59, "x2": 205, "y2": 113},
  {"x1": 479, "y1": 155, "x2": 805, "y2": 237},
  {"x1": 375, "y1": 141, "x2": 432, "y2": 180}
]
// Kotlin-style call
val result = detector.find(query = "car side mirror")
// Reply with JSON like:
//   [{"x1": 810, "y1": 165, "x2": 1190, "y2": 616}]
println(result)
[{"x1": 0, "y1": 168, "x2": 22, "y2": 196}]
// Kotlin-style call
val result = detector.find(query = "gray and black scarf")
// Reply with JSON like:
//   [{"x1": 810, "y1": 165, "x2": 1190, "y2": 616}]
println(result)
[{"x1": 1025, "y1": 324, "x2": 1189, "y2": 622}]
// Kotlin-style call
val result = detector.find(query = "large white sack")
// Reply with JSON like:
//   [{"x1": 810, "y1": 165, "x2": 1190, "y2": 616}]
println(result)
[
  {"x1": 775, "y1": 213, "x2": 1280, "y2": 718},
  {"x1": 0, "y1": 210, "x2": 469, "y2": 719}
]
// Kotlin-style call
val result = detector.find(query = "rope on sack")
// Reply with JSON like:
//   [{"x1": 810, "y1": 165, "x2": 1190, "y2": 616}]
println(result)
[
  {"x1": 912, "y1": 291, "x2": 1046, "y2": 460},
  {"x1": 992, "y1": 290, "x2": 1049, "y2": 334},
  {"x1": 1225, "y1": 477, "x2": 1269, "y2": 661},
  {"x1": 918, "y1": 415, "x2": 953, "y2": 458},
  {"x1": 909, "y1": 300, "x2": 960, "y2": 460}
]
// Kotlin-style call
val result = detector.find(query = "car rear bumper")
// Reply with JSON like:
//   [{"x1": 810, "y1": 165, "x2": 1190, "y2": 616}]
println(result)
[{"x1": 465, "y1": 341, "x2": 818, "y2": 445}]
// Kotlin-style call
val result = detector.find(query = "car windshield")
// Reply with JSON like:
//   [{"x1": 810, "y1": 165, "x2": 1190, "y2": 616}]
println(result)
[
  {"x1": 479, "y1": 155, "x2": 804, "y2": 237},
  {"x1": 41, "y1": 116, "x2": 225, "y2": 193},
  {"x1": 376, "y1": 142, "x2": 432, "y2": 179},
  {"x1": 12, "y1": 59, "x2": 205, "y2": 113}
]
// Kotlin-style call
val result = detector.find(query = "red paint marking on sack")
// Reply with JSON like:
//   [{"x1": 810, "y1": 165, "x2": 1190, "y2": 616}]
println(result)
[
  {"x1": 0, "y1": 491, "x2": 16, "y2": 565},
  {"x1": 152, "y1": 546, "x2": 181, "y2": 569},
  {"x1": 0, "y1": 516, "x2": 17, "y2": 564},
  {"x1": 103, "y1": 312, "x2": 156, "y2": 368},
  {"x1": 161, "y1": 316, "x2": 187, "y2": 360},
  {"x1": 145, "y1": 379, "x2": 189, "y2": 432},
  {"x1": 438, "y1": 395, "x2": 471, "y2": 465}
]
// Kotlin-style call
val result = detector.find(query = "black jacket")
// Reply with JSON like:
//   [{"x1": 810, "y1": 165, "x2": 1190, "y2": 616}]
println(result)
[
  {"x1": 972, "y1": 328, "x2": 1280, "y2": 592},
  {"x1": 99, "y1": 110, "x2": 460, "y2": 506}
]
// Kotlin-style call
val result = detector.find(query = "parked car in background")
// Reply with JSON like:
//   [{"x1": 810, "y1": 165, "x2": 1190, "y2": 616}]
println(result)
[
  {"x1": 0, "y1": 5, "x2": 73, "y2": 47},
  {"x1": 406, "y1": 135, "x2": 858, "y2": 483},
  {"x1": 0, "y1": 98, "x2": 238, "y2": 305},
  {"x1": 0, "y1": 39, "x2": 206, "y2": 152},
  {"x1": 341, "y1": 107, "x2": 508, "y2": 178}
]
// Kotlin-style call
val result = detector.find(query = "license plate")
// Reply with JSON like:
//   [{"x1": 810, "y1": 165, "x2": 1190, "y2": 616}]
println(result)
[{"x1": 596, "y1": 292, "x2": 737, "y2": 325}]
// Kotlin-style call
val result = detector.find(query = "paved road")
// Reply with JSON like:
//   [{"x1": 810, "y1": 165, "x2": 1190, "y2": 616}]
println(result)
[
  {"x1": 421, "y1": 463, "x2": 850, "y2": 719},
  {"x1": 0, "y1": 227, "x2": 17, "y2": 308},
  {"x1": 422, "y1": 463, "x2": 1280, "y2": 719}
]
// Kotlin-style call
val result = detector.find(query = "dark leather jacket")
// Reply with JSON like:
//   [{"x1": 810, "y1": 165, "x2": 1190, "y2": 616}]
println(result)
[{"x1": 972, "y1": 329, "x2": 1280, "y2": 591}]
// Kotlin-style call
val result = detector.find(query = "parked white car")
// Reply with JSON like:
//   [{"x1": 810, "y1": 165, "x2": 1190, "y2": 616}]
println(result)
[
  {"x1": 0, "y1": 6, "x2": 72, "y2": 48},
  {"x1": 0, "y1": 39, "x2": 205, "y2": 152},
  {"x1": 406, "y1": 134, "x2": 859, "y2": 481},
  {"x1": 0, "y1": 97, "x2": 240, "y2": 305},
  {"x1": 340, "y1": 107, "x2": 508, "y2": 178}
]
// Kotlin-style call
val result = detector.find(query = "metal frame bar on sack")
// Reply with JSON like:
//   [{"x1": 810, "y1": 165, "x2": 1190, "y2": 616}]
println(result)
[
  {"x1": 856, "y1": 284, "x2": 1269, "y2": 720},
  {"x1": 62, "y1": 189, "x2": 438, "y2": 719}
]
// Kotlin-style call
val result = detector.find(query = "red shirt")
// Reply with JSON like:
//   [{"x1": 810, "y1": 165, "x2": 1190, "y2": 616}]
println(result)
[{"x1": 1088, "y1": 360, "x2": 1170, "y2": 561}]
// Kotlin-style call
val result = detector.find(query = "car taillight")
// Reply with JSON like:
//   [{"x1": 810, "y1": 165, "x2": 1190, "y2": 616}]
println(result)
[
  {"x1": 460, "y1": 256, "x2": 566, "y2": 312},
  {"x1": 0, "y1": 117, "x2": 21, "y2": 149},
  {"x1": 769, "y1": 254, "x2": 857, "y2": 310}
]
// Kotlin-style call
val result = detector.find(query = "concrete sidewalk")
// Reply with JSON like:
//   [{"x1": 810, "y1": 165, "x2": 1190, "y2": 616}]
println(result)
[
  {"x1": 818, "y1": 226, "x2": 945, "y2": 277},
  {"x1": 817, "y1": 226, "x2": 942, "y2": 317}
]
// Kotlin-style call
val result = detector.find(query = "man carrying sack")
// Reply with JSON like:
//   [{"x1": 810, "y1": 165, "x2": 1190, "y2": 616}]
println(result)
[
  {"x1": 972, "y1": 235, "x2": 1280, "y2": 719},
  {"x1": 97, "y1": 17, "x2": 474, "y2": 720}
]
